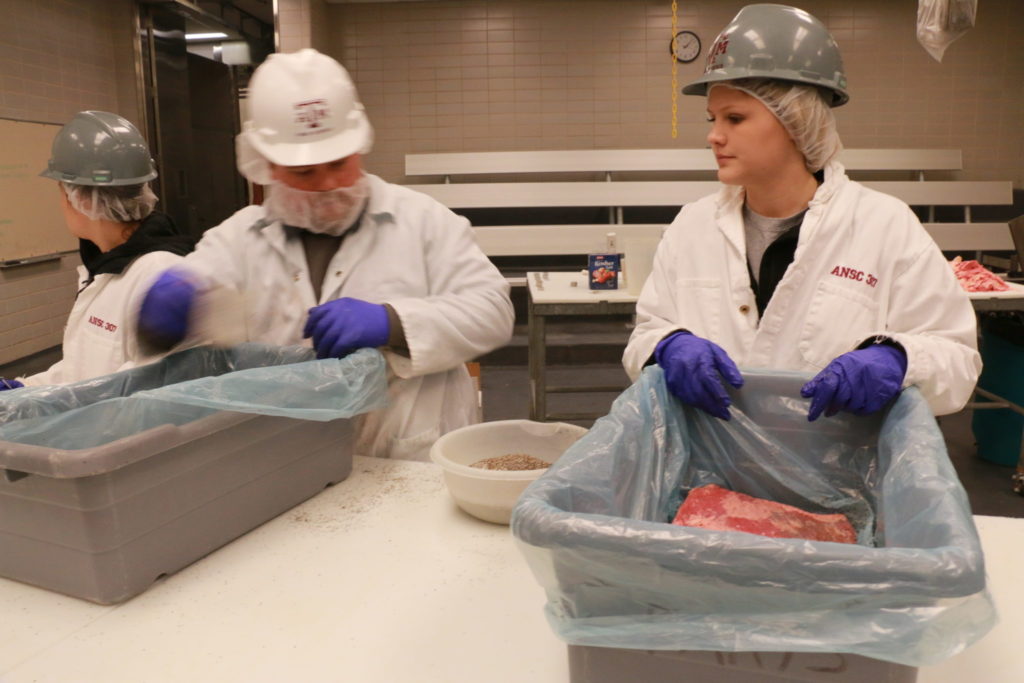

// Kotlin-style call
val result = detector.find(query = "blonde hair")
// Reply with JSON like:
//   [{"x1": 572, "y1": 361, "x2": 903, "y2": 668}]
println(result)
[{"x1": 710, "y1": 78, "x2": 843, "y2": 173}]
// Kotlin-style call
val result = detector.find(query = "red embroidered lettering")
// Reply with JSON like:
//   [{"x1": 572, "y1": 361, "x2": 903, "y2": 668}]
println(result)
[{"x1": 830, "y1": 265, "x2": 877, "y2": 288}]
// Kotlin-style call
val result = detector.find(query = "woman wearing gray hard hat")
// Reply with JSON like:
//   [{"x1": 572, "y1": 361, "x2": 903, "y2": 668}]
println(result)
[
  {"x1": 0, "y1": 111, "x2": 194, "y2": 390},
  {"x1": 623, "y1": 4, "x2": 979, "y2": 421}
]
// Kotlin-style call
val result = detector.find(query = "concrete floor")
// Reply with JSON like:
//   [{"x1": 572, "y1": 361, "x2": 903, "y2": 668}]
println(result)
[{"x1": 3, "y1": 337, "x2": 1020, "y2": 518}]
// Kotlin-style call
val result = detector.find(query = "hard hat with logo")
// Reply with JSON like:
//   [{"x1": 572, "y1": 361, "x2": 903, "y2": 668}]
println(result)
[
  {"x1": 238, "y1": 48, "x2": 373, "y2": 183},
  {"x1": 683, "y1": 4, "x2": 849, "y2": 107},
  {"x1": 40, "y1": 110, "x2": 157, "y2": 186}
]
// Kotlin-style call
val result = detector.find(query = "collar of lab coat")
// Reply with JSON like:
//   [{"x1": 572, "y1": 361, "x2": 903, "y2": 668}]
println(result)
[
  {"x1": 713, "y1": 159, "x2": 848, "y2": 254},
  {"x1": 361, "y1": 173, "x2": 397, "y2": 225}
]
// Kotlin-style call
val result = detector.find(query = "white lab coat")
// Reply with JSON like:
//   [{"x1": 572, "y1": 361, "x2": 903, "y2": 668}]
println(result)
[
  {"x1": 181, "y1": 174, "x2": 515, "y2": 460},
  {"x1": 22, "y1": 251, "x2": 184, "y2": 386},
  {"x1": 623, "y1": 160, "x2": 981, "y2": 416}
]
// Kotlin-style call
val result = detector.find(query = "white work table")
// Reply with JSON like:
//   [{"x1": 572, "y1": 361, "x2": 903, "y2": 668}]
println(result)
[
  {"x1": 967, "y1": 281, "x2": 1024, "y2": 311},
  {"x1": 0, "y1": 457, "x2": 1020, "y2": 682},
  {"x1": 527, "y1": 271, "x2": 637, "y2": 421}
]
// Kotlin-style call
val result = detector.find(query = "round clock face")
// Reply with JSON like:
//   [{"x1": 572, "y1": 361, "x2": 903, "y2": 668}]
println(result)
[{"x1": 671, "y1": 30, "x2": 701, "y2": 63}]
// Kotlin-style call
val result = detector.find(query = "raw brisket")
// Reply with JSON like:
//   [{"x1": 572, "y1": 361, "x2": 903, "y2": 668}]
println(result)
[{"x1": 672, "y1": 484, "x2": 857, "y2": 544}]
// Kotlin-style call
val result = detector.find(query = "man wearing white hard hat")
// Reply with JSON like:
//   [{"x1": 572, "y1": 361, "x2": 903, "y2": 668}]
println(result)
[
  {"x1": 137, "y1": 49, "x2": 515, "y2": 460},
  {"x1": 623, "y1": 4, "x2": 979, "y2": 422}
]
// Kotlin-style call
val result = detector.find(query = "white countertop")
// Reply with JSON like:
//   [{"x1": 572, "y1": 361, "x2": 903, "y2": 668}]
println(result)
[
  {"x1": 528, "y1": 271, "x2": 639, "y2": 304},
  {"x1": 967, "y1": 281, "x2": 1024, "y2": 300},
  {"x1": 0, "y1": 457, "x2": 1019, "y2": 682}
]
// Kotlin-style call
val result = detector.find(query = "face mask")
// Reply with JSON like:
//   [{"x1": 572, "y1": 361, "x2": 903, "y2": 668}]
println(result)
[{"x1": 264, "y1": 174, "x2": 370, "y2": 236}]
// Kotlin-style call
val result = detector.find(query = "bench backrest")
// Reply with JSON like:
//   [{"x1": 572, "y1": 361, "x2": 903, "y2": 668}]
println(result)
[
  {"x1": 403, "y1": 148, "x2": 1017, "y2": 261},
  {"x1": 406, "y1": 149, "x2": 963, "y2": 176},
  {"x1": 404, "y1": 180, "x2": 1013, "y2": 210}
]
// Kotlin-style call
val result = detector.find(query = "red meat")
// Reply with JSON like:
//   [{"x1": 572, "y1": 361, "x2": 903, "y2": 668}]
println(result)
[
  {"x1": 950, "y1": 256, "x2": 1010, "y2": 293},
  {"x1": 671, "y1": 484, "x2": 857, "y2": 544}
]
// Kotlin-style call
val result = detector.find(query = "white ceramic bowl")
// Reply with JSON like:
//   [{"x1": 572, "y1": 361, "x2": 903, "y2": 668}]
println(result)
[{"x1": 430, "y1": 419, "x2": 588, "y2": 525}]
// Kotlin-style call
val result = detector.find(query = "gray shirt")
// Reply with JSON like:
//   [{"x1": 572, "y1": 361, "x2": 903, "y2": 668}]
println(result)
[{"x1": 742, "y1": 204, "x2": 805, "y2": 283}]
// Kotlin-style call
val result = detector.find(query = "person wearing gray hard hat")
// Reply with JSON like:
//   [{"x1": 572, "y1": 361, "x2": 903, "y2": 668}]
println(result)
[
  {"x1": 0, "y1": 111, "x2": 194, "y2": 390},
  {"x1": 623, "y1": 4, "x2": 979, "y2": 423}
]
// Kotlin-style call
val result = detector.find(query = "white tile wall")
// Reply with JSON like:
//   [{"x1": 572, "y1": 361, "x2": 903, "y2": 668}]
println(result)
[
  {"x1": 273, "y1": 0, "x2": 1024, "y2": 186},
  {"x1": 0, "y1": 0, "x2": 139, "y2": 364}
]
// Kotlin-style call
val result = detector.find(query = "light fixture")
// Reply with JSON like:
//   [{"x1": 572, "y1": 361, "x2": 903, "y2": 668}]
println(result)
[{"x1": 185, "y1": 32, "x2": 229, "y2": 41}]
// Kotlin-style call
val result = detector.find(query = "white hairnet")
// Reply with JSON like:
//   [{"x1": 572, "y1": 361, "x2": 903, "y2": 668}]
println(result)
[
  {"x1": 263, "y1": 175, "x2": 370, "y2": 236},
  {"x1": 62, "y1": 181, "x2": 158, "y2": 223},
  {"x1": 711, "y1": 78, "x2": 842, "y2": 173},
  {"x1": 236, "y1": 131, "x2": 274, "y2": 185}
]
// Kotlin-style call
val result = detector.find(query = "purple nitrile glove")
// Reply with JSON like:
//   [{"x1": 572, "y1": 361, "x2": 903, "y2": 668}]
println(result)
[
  {"x1": 654, "y1": 331, "x2": 745, "y2": 420},
  {"x1": 137, "y1": 269, "x2": 198, "y2": 351},
  {"x1": 0, "y1": 378, "x2": 24, "y2": 391},
  {"x1": 303, "y1": 297, "x2": 390, "y2": 359},
  {"x1": 800, "y1": 343, "x2": 908, "y2": 422}
]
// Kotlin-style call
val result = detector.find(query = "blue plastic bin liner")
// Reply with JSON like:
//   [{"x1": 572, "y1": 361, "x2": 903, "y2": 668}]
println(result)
[
  {"x1": 511, "y1": 367, "x2": 996, "y2": 667},
  {"x1": 0, "y1": 344, "x2": 387, "y2": 450}
]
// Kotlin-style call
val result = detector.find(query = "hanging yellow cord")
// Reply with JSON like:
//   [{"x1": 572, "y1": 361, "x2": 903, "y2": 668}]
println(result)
[{"x1": 671, "y1": 0, "x2": 678, "y2": 139}]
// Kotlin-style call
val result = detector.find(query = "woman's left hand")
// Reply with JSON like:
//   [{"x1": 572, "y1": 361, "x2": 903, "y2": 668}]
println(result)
[{"x1": 800, "y1": 344, "x2": 908, "y2": 421}]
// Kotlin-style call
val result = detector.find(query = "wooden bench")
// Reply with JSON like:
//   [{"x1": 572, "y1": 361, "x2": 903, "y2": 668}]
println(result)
[{"x1": 404, "y1": 148, "x2": 1018, "y2": 260}]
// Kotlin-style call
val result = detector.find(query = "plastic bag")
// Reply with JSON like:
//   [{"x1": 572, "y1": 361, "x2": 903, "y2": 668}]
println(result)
[
  {"x1": 0, "y1": 344, "x2": 388, "y2": 450},
  {"x1": 511, "y1": 367, "x2": 996, "y2": 667},
  {"x1": 917, "y1": 0, "x2": 977, "y2": 62}
]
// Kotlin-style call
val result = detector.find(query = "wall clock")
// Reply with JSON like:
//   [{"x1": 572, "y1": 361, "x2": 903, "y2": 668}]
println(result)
[{"x1": 671, "y1": 30, "x2": 701, "y2": 64}]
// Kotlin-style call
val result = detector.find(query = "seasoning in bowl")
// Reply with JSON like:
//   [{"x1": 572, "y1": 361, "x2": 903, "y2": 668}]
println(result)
[{"x1": 470, "y1": 454, "x2": 550, "y2": 471}]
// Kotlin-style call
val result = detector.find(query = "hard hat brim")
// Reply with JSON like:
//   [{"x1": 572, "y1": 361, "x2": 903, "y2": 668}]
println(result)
[
  {"x1": 38, "y1": 166, "x2": 158, "y2": 186},
  {"x1": 683, "y1": 71, "x2": 849, "y2": 107},
  {"x1": 245, "y1": 115, "x2": 374, "y2": 168}
]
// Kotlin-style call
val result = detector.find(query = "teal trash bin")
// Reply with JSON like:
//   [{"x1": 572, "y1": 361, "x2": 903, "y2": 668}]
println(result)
[{"x1": 972, "y1": 313, "x2": 1024, "y2": 466}]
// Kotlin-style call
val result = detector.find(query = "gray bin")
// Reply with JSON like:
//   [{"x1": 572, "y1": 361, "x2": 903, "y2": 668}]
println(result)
[
  {"x1": 0, "y1": 345, "x2": 385, "y2": 604},
  {"x1": 568, "y1": 645, "x2": 917, "y2": 683},
  {"x1": 0, "y1": 412, "x2": 353, "y2": 604}
]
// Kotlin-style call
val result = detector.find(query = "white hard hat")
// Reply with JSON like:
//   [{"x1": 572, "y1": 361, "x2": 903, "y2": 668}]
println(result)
[{"x1": 237, "y1": 49, "x2": 373, "y2": 182}]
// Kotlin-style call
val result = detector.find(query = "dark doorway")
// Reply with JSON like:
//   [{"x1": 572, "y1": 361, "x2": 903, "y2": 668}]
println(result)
[{"x1": 137, "y1": 1, "x2": 272, "y2": 237}]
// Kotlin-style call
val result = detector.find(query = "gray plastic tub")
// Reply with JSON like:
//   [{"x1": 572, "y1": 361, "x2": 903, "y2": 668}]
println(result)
[
  {"x1": 0, "y1": 409, "x2": 354, "y2": 604},
  {"x1": 0, "y1": 344, "x2": 387, "y2": 605},
  {"x1": 568, "y1": 645, "x2": 917, "y2": 683}
]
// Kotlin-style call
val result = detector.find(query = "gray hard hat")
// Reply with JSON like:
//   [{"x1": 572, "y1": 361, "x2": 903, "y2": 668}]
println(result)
[
  {"x1": 40, "y1": 110, "x2": 158, "y2": 186},
  {"x1": 683, "y1": 4, "x2": 849, "y2": 107}
]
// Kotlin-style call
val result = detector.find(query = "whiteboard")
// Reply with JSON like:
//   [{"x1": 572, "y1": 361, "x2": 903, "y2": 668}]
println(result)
[{"x1": 0, "y1": 117, "x2": 77, "y2": 263}]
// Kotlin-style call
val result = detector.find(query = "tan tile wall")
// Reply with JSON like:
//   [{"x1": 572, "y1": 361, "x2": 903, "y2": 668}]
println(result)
[
  {"x1": 0, "y1": 256, "x2": 82, "y2": 366},
  {"x1": 278, "y1": 0, "x2": 333, "y2": 53},
  {"x1": 0, "y1": 0, "x2": 140, "y2": 364},
  {"x1": 301, "y1": 0, "x2": 1024, "y2": 187},
  {"x1": 0, "y1": 0, "x2": 140, "y2": 125}
]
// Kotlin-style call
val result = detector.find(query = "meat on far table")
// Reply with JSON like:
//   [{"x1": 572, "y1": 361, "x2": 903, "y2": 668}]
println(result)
[{"x1": 950, "y1": 256, "x2": 1010, "y2": 293}]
